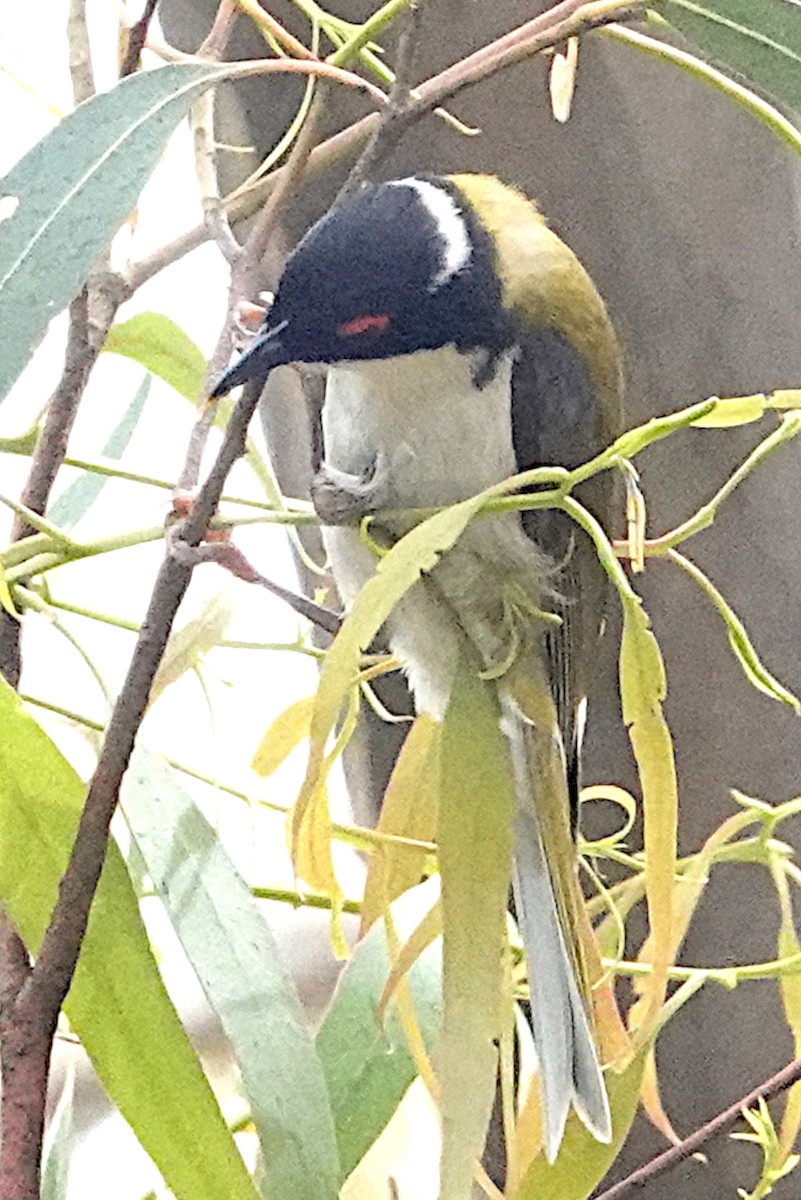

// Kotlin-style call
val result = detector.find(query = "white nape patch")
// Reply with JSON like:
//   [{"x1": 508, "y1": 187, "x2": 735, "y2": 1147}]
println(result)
[{"x1": 390, "y1": 177, "x2": 471, "y2": 289}]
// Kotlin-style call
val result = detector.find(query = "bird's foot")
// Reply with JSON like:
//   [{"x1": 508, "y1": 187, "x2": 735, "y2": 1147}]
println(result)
[{"x1": 311, "y1": 453, "x2": 389, "y2": 525}]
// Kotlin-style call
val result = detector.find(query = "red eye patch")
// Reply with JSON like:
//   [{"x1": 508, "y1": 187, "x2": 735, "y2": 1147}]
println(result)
[{"x1": 337, "y1": 313, "x2": 391, "y2": 337}]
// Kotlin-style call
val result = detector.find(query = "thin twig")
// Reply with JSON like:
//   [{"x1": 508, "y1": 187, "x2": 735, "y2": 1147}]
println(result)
[
  {"x1": 67, "y1": 0, "x2": 95, "y2": 103},
  {"x1": 119, "y1": 0, "x2": 159, "y2": 78},
  {"x1": 171, "y1": 537, "x2": 342, "y2": 635},
  {"x1": 334, "y1": 0, "x2": 425, "y2": 206},
  {"x1": 0, "y1": 910, "x2": 42, "y2": 1200},
  {"x1": 193, "y1": 2, "x2": 241, "y2": 266},
  {"x1": 128, "y1": 0, "x2": 636, "y2": 291},
  {"x1": 0, "y1": 8, "x2": 127, "y2": 1180},
  {"x1": 198, "y1": 0, "x2": 239, "y2": 58},
  {"x1": 230, "y1": 0, "x2": 316, "y2": 61},
  {"x1": 593, "y1": 1054, "x2": 801, "y2": 1199},
  {"x1": 181, "y1": 83, "x2": 329, "y2": 494}
]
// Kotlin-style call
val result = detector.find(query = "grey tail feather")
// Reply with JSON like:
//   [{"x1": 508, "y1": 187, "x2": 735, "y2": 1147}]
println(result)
[{"x1": 504, "y1": 707, "x2": 612, "y2": 1162}]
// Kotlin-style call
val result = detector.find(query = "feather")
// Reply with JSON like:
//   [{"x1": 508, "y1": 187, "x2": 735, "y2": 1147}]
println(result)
[{"x1": 502, "y1": 658, "x2": 611, "y2": 1160}]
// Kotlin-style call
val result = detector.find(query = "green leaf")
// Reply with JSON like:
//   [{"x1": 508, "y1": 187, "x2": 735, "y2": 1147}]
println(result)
[
  {"x1": 49, "y1": 374, "x2": 150, "y2": 529},
  {"x1": 691, "y1": 394, "x2": 768, "y2": 428},
  {"x1": 103, "y1": 313, "x2": 207, "y2": 401},
  {"x1": 120, "y1": 750, "x2": 341, "y2": 1200},
  {"x1": 0, "y1": 557, "x2": 19, "y2": 617},
  {"x1": 654, "y1": 0, "x2": 801, "y2": 115},
  {"x1": 316, "y1": 880, "x2": 443, "y2": 1179},
  {"x1": 438, "y1": 648, "x2": 514, "y2": 1200},
  {"x1": 150, "y1": 589, "x2": 235, "y2": 701},
  {"x1": 0, "y1": 62, "x2": 230, "y2": 403},
  {"x1": 0, "y1": 679, "x2": 259, "y2": 1200}
]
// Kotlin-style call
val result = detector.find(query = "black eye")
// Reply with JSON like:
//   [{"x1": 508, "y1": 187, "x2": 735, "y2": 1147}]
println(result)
[{"x1": 337, "y1": 313, "x2": 391, "y2": 337}]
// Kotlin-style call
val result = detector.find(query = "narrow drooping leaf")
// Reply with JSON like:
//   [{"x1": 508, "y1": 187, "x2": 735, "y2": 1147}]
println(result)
[
  {"x1": 120, "y1": 750, "x2": 341, "y2": 1200},
  {"x1": 0, "y1": 62, "x2": 230, "y2": 402},
  {"x1": 771, "y1": 862, "x2": 801, "y2": 1170},
  {"x1": 103, "y1": 313, "x2": 207, "y2": 401},
  {"x1": 361, "y1": 713, "x2": 440, "y2": 933},
  {"x1": 438, "y1": 648, "x2": 514, "y2": 1200},
  {"x1": 0, "y1": 680, "x2": 259, "y2": 1200},
  {"x1": 655, "y1": 0, "x2": 801, "y2": 115},
  {"x1": 49, "y1": 375, "x2": 150, "y2": 529},
  {"x1": 252, "y1": 695, "x2": 315, "y2": 778},
  {"x1": 619, "y1": 595, "x2": 678, "y2": 1033},
  {"x1": 316, "y1": 880, "x2": 443, "y2": 1178}
]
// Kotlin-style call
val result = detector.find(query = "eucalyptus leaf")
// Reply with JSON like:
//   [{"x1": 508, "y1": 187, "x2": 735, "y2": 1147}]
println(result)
[
  {"x1": 0, "y1": 679, "x2": 259, "y2": 1200},
  {"x1": 438, "y1": 649, "x2": 514, "y2": 1200},
  {"x1": 671, "y1": 550, "x2": 800, "y2": 710},
  {"x1": 294, "y1": 487, "x2": 493, "y2": 858},
  {"x1": 103, "y1": 313, "x2": 207, "y2": 401},
  {"x1": 120, "y1": 749, "x2": 341, "y2": 1200},
  {"x1": 316, "y1": 879, "x2": 443, "y2": 1178},
  {"x1": 654, "y1": 0, "x2": 801, "y2": 115},
  {"x1": 49, "y1": 375, "x2": 150, "y2": 529},
  {"x1": 0, "y1": 62, "x2": 230, "y2": 403},
  {"x1": 619, "y1": 593, "x2": 678, "y2": 1030}
]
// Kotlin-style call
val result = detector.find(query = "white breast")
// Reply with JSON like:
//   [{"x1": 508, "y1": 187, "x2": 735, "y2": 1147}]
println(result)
[
  {"x1": 320, "y1": 344, "x2": 547, "y2": 716},
  {"x1": 322, "y1": 344, "x2": 517, "y2": 505}
]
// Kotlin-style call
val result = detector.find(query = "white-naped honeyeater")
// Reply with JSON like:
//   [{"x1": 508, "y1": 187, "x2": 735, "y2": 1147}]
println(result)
[{"x1": 212, "y1": 173, "x2": 623, "y2": 1160}]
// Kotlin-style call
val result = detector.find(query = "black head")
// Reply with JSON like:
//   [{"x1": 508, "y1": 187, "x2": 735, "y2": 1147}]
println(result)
[{"x1": 211, "y1": 176, "x2": 512, "y2": 396}]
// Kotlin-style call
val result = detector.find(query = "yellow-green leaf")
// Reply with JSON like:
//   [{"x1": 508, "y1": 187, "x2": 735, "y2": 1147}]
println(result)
[
  {"x1": 150, "y1": 590, "x2": 234, "y2": 702},
  {"x1": 0, "y1": 679, "x2": 259, "y2": 1200},
  {"x1": 103, "y1": 312, "x2": 206, "y2": 401},
  {"x1": 438, "y1": 647, "x2": 515, "y2": 1200},
  {"x1": 671, "y1": 550, "x2": 800, "y2": 711},
  {"x1": 691, "y1": 394, "x2": 767, "y2": 428},
  {"x1": 252, "y1": 695, "x2": 315, "y2": 778},
  {"x1": 620, "y1": 595, "x2": 678, "y2": 1034},
  {"x1": 0, "y1": 557, "x2": 19, "y2": 617},
  {"x1": 361, "y1": 713, "x2": 441, "y2": 932},
  {"x1": 294, "y1": 489, "x2": 491, "y2": 865},
  {"x1": 379, "y1": 898, "x2": 442, "y2": 1017},
  {"x1": 771, "y1": 861, "x2": 801, "y2": 1164}
]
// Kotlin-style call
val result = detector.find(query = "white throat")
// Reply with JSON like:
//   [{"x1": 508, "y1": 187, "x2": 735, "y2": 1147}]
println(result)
[{"x1": 322, "y1": 344, "x2": 517, "y2": 510}]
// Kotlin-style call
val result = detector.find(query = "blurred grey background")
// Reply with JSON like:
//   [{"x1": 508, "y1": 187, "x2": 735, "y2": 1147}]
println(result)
[{"x1": 158, "y1": 1, "x2": 801, "y2": 1193}]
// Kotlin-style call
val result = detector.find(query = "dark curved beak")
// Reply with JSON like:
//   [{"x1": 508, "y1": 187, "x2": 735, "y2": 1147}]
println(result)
[{"x1": 210, "y1": 319, "x2": 290, "y2": 397}]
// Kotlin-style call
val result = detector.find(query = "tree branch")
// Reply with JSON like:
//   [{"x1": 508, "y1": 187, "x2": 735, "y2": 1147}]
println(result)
[
  {"x1": 128, "y1": 0, "x2": 638, "y2": 291},
  {"x1": 594, "y1": 1054, "x2": 801, "y2": 1199}
]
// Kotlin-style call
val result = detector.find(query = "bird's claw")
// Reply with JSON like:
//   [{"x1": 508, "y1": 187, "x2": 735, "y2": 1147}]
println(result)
[{"x1": 311, "y1": 453, "x2": 388, "y2": 525}]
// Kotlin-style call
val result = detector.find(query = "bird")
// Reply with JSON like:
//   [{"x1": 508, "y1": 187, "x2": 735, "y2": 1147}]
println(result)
[{"x1": 212, "y1": 173, "x2": 623, "y2": 1160}]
